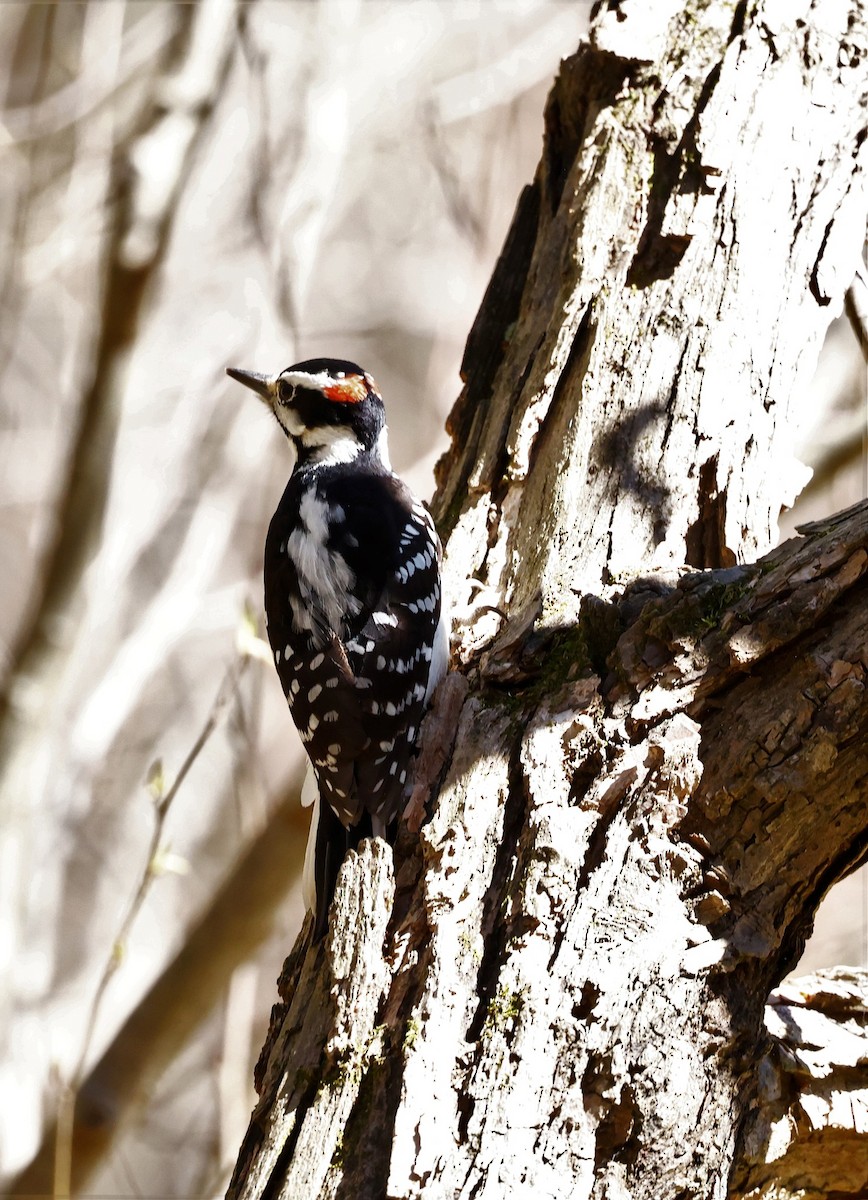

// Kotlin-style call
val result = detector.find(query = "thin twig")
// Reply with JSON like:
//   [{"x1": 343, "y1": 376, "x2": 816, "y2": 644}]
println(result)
[{"x1": 53, "y1": 656, "x2": 249, "y2": 1198}]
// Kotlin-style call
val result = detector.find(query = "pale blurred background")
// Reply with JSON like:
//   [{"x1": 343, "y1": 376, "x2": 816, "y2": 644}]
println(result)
[{"x1": 0, "y1": 1, "x2": 864, "y2": 1195}]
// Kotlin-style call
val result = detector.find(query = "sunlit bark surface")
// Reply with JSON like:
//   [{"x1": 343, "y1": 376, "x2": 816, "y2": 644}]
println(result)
[{"x1": 226, "y1": 2, "x2": 868, "y2": 1198}]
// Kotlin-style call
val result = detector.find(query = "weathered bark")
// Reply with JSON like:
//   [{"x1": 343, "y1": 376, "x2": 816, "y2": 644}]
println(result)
[
  {"x1": 735, "y1": 969, "x2": 868, "y2": 1200},
  {"x1": 227, "y1": 1, "x2": 868, "y2": 1197},
  {"x1": 3, "y1": 5, "x2": 592, "y2": 1191}
]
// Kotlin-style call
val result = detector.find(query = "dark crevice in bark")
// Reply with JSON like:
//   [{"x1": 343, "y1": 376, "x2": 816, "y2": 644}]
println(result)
[
  {"x1": 466, "y1": 1167, "x2": 486, "y2": 1199},
  {"x1": 463, "y1": 342, "x2": 544, "y2": 591},
  {"x1": 257, "y1": 1093, "x2": 314, "y2": 1200},
  {"x1": 568, "y1": 744, "x2": 607, "y2": 807},
  {"x1": 391, "y1": 837, "x2": 427, "y2": 934},
  {"x1": 686, "y1": 454, "x2": 735, "y2": 569},
  {"x1": 574, "y1": 980, "x2": 601, "y2": 1021},
  {"x1": 543, "y1": 45, "x2": 632, "y2": 214},
  {"x1": 548, "y1": 747, "x2": 624, "y2": 972},
  {"x1": 625, "y1": 128, "x2": 691, "y2": 287},
  {"x1": 245, "y1": 1021, "x2": 333, "y2": 1200},
  {"x1": 338, "y1": 935, "x2": 436, "y2": 1196},
  {"x1": 434, "y1": 181, "x2": 541, "y2": 527},
  {"x1": 574, "y1": 780, "x2": 627, "y2": 900},
  {"x1": 488, "y1": 347, "x2": 541, "y2": 512},
  {"x1": 458, "y1": 180, "x2": 541, "y2": 403},
  {"x1": 456, "y1": 1087, "x2": 475, "y2": 1145},
  {"x1": 229, "y1": 1122, "x2": 266, "y2": 1198},
  {"x1": 590, "y1": 1080, "x2": 642, "y2": 1169},
  {"x1": 578, "y1": 595, "x2": 624, "y2": 679},
  {"x1": 628, "y1": 58, "x2": 726, "y2": 288},
  {"x1": 729, "y1": 0, "x2": 749, "y2": 40},
  {"x1": 525, "y1": 303, "x2": 597, "y2": 481},
  {"x1": 334, "y1": 1046, "x2": 404, "y2": 1200},
  {"x1": 255, "y1": 933, "x2": 310, "y2": 1094},
  {"x1": 464, "y1": 714, "x2": 531, "y2": 1046},
  {"x1": 809, "y1": 216, "x2": 837, "y2": 306}
]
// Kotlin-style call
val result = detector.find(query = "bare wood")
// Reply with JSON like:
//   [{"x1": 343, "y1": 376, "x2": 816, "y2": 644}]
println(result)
[{"x1": 227, "y1": 1, "x2": 868, "y2": 1197}]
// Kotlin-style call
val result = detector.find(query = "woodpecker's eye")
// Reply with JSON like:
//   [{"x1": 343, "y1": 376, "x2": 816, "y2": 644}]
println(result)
[{"x1": 277, "y1": 379, "x2": 294, "y2": 405}]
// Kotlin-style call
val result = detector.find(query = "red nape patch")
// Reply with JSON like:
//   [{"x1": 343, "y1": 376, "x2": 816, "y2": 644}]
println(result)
[{"x1": 323, "y1": 376, "x2": 369, "y2": 404}]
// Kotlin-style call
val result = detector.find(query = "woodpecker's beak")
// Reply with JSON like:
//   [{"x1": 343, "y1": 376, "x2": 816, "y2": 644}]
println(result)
[{"x1": 226, "y1": 367, "x2": 273, "y2": 404}]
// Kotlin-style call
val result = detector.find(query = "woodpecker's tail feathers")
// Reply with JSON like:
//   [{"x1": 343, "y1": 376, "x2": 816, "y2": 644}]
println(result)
[
  {"x1": 300, "y1": 763, "x2": 319, "y2": 914},
  {"x1": 312, "y1": 799, "x2": 352, "y2": 942},
  {"x1": 305, "y1": 788, "x2": 397, "y2": 942}
]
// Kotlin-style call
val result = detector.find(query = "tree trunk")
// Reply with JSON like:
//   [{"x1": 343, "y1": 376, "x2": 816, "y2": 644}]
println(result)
[{"x1": 227, "y1": 1, "x2": 868, "y2": 1197}]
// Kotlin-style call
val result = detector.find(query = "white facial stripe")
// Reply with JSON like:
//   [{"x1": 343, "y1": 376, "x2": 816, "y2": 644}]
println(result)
[
  {"x1": 279, "y1": 368, "x2": 377, "y2": 398},
  {"x1": 280, "y1": 369, "x2": 372, "y2": 392},
  {"x1": 280, "y1": 370, "x2": 338, "y2": 391}
]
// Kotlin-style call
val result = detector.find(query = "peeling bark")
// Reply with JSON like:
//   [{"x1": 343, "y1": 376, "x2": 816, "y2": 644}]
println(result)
[
  {"x1": 735, "y1": 969, "x2": 868, "y2": 1200},
  {"x1": 227, "y1": 2, "x2": 868, "y2": 1197}
]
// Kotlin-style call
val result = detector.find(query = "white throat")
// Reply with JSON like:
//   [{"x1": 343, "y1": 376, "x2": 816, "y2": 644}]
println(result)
[
  {"x1": 279, "y1": 422, "x2": 391, "y2": 469},
  {"x1": 299, "y1": 426, "x2": 364, "y2": 467}
]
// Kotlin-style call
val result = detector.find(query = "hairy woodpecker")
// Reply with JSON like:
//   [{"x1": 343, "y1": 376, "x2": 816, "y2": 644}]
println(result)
[{"x1": 227, "y1": 358, "x2": 448, "y2": 940}]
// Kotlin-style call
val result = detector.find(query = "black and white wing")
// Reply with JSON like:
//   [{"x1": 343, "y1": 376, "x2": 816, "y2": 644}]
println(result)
[{"x1": 264, "y1": 467, "x2": 447, "y2": 937}]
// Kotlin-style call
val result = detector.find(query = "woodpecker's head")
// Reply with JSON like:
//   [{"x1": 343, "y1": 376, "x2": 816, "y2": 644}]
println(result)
[{"x1": 227, "y1": 357, "x2": 389, "y2": 468}]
